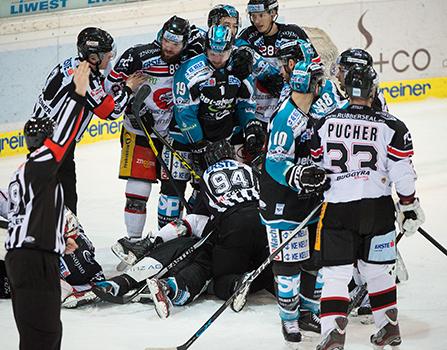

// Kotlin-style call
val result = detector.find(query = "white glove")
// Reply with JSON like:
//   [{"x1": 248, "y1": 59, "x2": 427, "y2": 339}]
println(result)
[{"x1": 396, "y1": 198, "x2": 425, "y2": 236}]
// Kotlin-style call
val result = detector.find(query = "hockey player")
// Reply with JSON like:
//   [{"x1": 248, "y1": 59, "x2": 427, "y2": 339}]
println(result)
[
  {"x1": 173, "y1": 24, "x2": 264, "y2": 170},
  {"x1": 311, "y1": 65, "x2": 425, "y2": 349},
  {"x1": 259, "y1": 61, "x2": 328, "y2": 348},
  {"x1": 207, "y1": 4, "x2": 283, "y2": 161},
  {"x1": 29, "y1": 27, "x2": 145, "y2": 215},
  {"x1": 5, "y1": 62, "x2": 91, "y2": 350},
  {"x1": 239, "y1": 0, "x2": 321, "y2": 125},
  {"x1": 105, "y1": 16, "x2": 206, "y2": 264},
  {"x1": 148, "y1": 139, "x2": 273, "y2": 317},
  {"x1": 278, "y1": 39, "x2": 348, "y2": 120}
]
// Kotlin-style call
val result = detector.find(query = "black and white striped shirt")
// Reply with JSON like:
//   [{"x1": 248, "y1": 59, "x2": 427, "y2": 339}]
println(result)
[
  {"x1": 6, "y1": 86, "x2": 86, "y2": 254},
  {"x1": 200, "y1": 159, "x2": 259, "y2": 217},
  {"x1": 32, "y1": 56, "x2": 131, "y2": 141}
]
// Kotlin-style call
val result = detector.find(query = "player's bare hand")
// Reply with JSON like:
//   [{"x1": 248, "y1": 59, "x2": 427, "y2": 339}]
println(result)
[
  {"x1": 126, "y1": 72, "x2": 147, "y2": 92},
  {"x1": 73, "y1": 61, "x2": 91, "y2": 96},
  {"x1": 64, "y1": 237, "x2": 79, "y2": 254}
]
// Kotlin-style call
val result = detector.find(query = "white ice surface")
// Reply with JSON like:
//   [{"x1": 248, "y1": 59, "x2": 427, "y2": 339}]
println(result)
[{"x1": 1, "y1": 99, "x2": 447, "y2": 350}]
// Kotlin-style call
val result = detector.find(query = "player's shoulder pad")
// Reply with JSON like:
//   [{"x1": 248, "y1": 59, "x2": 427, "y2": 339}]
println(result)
[
  {"x1": 274, "y1": 99, "x2": 308, "y2": 133},
  {"x1": 238, "y1": 25, "x2": 259, "y2": 42},
  {"x1": 278, "y1": 23, "x2": 308, "y2": 40},
  {"x1": 176, "y1": 53, "x2": 210, "y2": 83}
]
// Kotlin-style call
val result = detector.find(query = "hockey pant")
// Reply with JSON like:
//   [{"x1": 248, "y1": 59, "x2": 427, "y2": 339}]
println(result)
[
  {"x1": 122, "y1": 236, "x2": 213, "y2": 303},
  {"x1": 212, "y1": 205, "x2": 273, "y2": 300}
]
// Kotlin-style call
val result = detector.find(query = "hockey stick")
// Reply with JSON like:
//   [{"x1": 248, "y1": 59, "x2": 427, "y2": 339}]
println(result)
[
  {"x1": 97, "y1": 229, "x2": 215, "y2": 305},
  {"x1": 144, "y1": 202, "x2": 323, "y2": 350},
  {"x1": 145, "y1": 122, "x2": 202, "y2": 181},
  {"x1": 0, "y1": 220, "x2": 7, "y2": 229},
  {"x1": 132, "y1": 85, "x2": 192, "y2": 213},
  {"x1": 418, "y1": 227, "x2": 447, "y2": 257},
  {"x1": 347, "y1": 232, "x2": 404, "y2": 315}
]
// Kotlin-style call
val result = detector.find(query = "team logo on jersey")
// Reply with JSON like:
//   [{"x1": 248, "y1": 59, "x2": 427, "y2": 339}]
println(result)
[
  {"x1": 153, "y1": 88, "x2": 173, "y2": 110},
  {"x1": 275, "y1": 203, "x2": 285, "y2": 215},
  {"x1": 119, "y1": 55, "x2": 133, "y2": 69},
  {"x1": 62, "y1": 59, "x2": 75, "y2": 77},
  {"x1": 59, "y1": 259, "x2": 71, "y2": 278},
  {"x1": 185, "y1": 61, "x2": 206, "y2": 79},
  {"x1": 201, "y1": 78, "x2": 216, "y2": 87}
]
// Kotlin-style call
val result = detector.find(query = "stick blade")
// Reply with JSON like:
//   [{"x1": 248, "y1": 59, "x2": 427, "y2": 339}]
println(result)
[{"x1": 144, "y1": 347, "x2": 179, "y2": 350}]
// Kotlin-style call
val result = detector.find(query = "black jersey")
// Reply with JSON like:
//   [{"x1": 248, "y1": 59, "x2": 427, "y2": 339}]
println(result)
[
  {"x1": 6, "y1": 87, "x2": 85, "y2": 255},
  {"x1": 199, "y1": 159, "x2": 259, "y2": 217},
  {"x1": 31, "y1": 57, "x2": 130, "y2": 141}
]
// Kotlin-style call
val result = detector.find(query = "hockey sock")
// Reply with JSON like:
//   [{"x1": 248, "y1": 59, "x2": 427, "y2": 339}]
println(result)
[
  {"x1": 300, "y1": 270, "x2": 319, "y2": 315},
  {"x1": 157, "y1": 194, "x2": 182, "y2": 229},
  {"x1": 358, "y1": 261, "x2": 396, "y2": 329},
  {"x1": 276, "y1": 274, "x2": 301, "y2": 321},
  {"x1": 320, "y1": 265, "x2": 352, "y2": 337},
  {"x1": 124, "y1": 179, "x2": 151, "y2": 238}
]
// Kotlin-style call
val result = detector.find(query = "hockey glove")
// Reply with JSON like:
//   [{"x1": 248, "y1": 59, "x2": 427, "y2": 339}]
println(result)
[
  {"x1": 287, "y1": 164, "x2": 328, "y2": 193},
  {"x1": 140, "y1": 109, "x2": 155, "y2": 130},
  {"x1": 244, "y1": 120, "x2": 265, "y2": 157},
  {"x1": 396, "y1": 198, "x2": 425, "y2": 237},
  {"x1": 231, "y1": 47, "x2": 254, "y2": 81},
  {"x1": 258, "y1": 73, "x2": 284, "y2": 98},
  {"x1": 191, "y1": 140, "x2": 209, "y2": 172}
]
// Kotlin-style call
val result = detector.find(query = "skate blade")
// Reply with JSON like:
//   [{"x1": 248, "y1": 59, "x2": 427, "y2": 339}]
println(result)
[
  {"x1": 116, "y1": 260, "x2": 130, "y2": 272},
  {"x1": 111, "y1": 243, "x2": 137, "y2": 269},
  {"x1": 147, "y1": 280, "x2": 169, "y2": 319}
]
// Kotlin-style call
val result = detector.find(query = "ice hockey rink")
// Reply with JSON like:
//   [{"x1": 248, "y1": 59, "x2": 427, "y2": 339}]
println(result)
[{"x1": 0, "y1": 99, "x2": 446, "y2": 350}]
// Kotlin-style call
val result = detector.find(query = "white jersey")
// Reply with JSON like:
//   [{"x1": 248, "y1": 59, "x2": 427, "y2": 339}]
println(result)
[{"x1": 311, "y1": 104, "x2": 417, "y2": 203}]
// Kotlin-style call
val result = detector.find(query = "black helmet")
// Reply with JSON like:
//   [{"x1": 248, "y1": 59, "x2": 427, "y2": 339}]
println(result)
[
  {"x1": 247, "y1": 0, "x2": 279, "y2": 13},
  {"x1": 24, "y1": 118, "x2": 57, "y2": 152},
  {"x1": 336, "y1": 48, "x2": 373, "y2": 69},
  {"x1": 77, "y1": 27, "x2": 115, "y2": 61},
  {"x1": 204, "y1": 139, "x2": 235, "y2": 167},
  {"x1": 158, "y1": 16, "x2": 190, "y2": 47},
  {"x1": 345, "y1": 65, "x2": 378, "y2": 99},
  {"x1": 208, "y1": 4, "x2": 240, "y2": 28}
]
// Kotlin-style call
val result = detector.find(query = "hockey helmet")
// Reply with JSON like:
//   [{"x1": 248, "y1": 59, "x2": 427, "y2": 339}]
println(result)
[
  {"x1": 204, "y1": 139, "x2": 235, "y2": 167},
  {"x1": 158, "y1": 16, "x2": 191, "y2": 47},
  {"x1": 344, "y1": 64, "x2": 378, "y2": 99},
  {"x1": 77, "y1": 27, "x2": 116, "y2": 62},
  {"x1": 278, "y1": 39, "x2": 314, "y2": 67},
  {"x1": 336, "y1": 48, "x2": 373, "y2": 69},
  {"x1": 247, "y1": 0, "x2": 279, "y2": 14},
  {"x1": 208, "y1": 4, "x2": 240, "y2": 28},
  {"x1": 24, "y1": 117, "x2": 57, "y2": 152},
  {"x1": 206, "y1": 25, "x2": 234, "y2": 53},
  {"x1": 64, "y1": 207, "x2": 80, "y2": 239},
  {"x1": 290, "y1": 61, "x2": 325, "y2": 94}
]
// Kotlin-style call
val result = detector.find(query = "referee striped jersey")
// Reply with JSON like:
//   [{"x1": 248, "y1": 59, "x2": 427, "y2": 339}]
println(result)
[
  {"x1": 6, "y1": 87, "x2": 86, "y2": 255},
  {"x1": 200, "y1": 159, "x2": 259, "y2": 216},
  {"x1": 32, "y1": 57, "x2": 131, "y2": 141}
]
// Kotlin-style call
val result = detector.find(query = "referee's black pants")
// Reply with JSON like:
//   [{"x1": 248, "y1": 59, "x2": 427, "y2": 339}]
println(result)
[
  {"x1": 5, "y1": 249, "x2": 62, "y2": 350},
  {"x1": 58, "y1": 142, "x2": 77, "y2": 215}
]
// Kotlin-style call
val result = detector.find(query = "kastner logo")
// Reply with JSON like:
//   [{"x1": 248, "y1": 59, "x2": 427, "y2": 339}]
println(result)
[{"x1": 358, "y1": 11, "x2": 431, "y2": 74}]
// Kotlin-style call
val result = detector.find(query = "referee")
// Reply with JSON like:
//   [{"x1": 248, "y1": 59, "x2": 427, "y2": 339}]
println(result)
[{"x1": 5, "y1": 62, "x2": 90, "y2": 350}]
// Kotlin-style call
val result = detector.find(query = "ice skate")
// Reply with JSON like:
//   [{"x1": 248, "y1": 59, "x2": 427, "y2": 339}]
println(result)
[
  {"x1": 62, "y1": 289, "x2": 99, "y2": 309},
  {"x1": 231, "y1": 272, "x2": 252, "y2": 313},
  {"x1": 281, "y1": 319, "x2": 302, "y2": 349},
  {"x1": 111, "y1": 234, "x2": 160, "y2": 269},
  {"x1": 147, "y1": 278, "x2": 172, "y2": 319},
  {"x1": 370, "y1": 308, "x2": 401, "y2": 350},
  {"x1": 299, "y1": 310, "x2": 321, "y2": 334},
  {"x1": 316, "y1": 316, "x2": 348, "y2": 350}
]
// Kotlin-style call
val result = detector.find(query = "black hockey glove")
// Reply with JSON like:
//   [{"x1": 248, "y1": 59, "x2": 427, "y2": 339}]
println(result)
[
  {"x1": 140, "y1": 109, "x2": 155, "y2": 131},
  {"x1": 287, "y1": 164, "x2": 329, "y2": 193},
  {"x1": 258, "y1": 73, "x2": 284, "y2": 98},
  {"x1": 190, "y1": 139, "x2": 209, "y2": 172},
  {"x1": 230, "y1": 46, "x2": 254, "y2": 81},
  {"x1": 244, "y1": 120, "x2": 265, "y2": 157}
]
